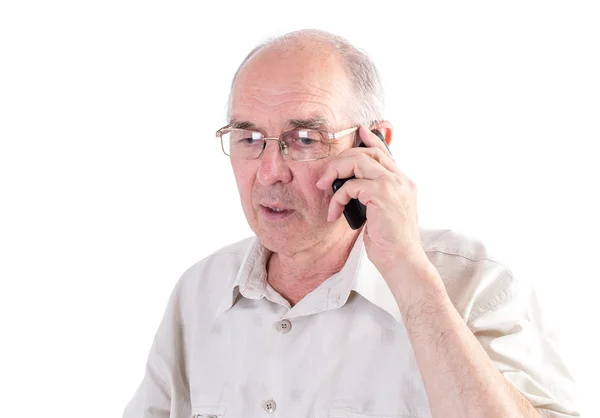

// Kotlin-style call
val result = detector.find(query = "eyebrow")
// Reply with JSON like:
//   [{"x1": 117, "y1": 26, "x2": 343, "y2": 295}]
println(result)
[
  {"x1": 228, "y1": 119, "x2": 259, "y2": 130},
  {"x1": 288, "y1": 116, "x2": 330, "y2": 130},
  {"x1": 228, "y1": 116, "x2": 332, "y2": 132}
]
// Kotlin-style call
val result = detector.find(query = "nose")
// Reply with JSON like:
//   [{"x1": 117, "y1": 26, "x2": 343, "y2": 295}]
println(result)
[{"x1": 256, "y1": 139, "x2": 292, "y2": 186}]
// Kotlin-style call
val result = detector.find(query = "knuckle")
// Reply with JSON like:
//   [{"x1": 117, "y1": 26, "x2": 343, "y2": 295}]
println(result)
[
  {"x1": 382, "y1": 179, "x2": 396, "y2": 194},
  {"x1": 358, "y1": 152, "x2": 371, "y2": 163},
  {"x1": 368, "y1": 147, "x2": 384, "y2": 161}
]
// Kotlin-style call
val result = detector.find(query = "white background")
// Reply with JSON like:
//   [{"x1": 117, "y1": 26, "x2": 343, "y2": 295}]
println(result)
[{"x1": 0, "y1": 1, "x2": 598, "y2": 417}]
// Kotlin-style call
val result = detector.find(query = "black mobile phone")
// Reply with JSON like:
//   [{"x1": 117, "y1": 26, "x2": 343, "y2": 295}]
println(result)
[{"x1": 332, "y1": 129, "x2": 388, "y2": 230}]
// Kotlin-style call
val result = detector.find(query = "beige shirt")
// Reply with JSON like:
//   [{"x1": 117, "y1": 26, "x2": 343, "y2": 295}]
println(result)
[{"x1": 123, "y1": 228, "x2": 580, "y2": 418}]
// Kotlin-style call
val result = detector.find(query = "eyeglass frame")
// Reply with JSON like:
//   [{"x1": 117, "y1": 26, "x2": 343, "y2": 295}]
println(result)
[{"x1": 215, "y1": 124, "x2": 359, "y2": 161}]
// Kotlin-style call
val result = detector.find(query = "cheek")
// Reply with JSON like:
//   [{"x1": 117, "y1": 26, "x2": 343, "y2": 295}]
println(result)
[
  {"x1": 296, "y1": 164, "x2": 331, "y2": 210},
  {"x1": 231, "y1": 161, "x2": 256, "y2": 198}
]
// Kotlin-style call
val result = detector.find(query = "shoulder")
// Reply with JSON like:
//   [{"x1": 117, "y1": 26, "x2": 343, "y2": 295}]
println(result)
[
  {"x1": 419, "y1": 227, "x2": 521, "y2": 323},
  {"x1": 192, "y1": 236, "x2": 257, "y2": 273},
  {"x1": 421, "y1": 227, "x2": 493, "y2": 259},
  {"x1": 169, "y1": 236, "x2": 257, "y2": 303}
]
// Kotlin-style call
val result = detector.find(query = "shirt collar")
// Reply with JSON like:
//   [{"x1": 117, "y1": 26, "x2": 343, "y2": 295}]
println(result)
[
  {"x1": 216, "y1": 235, "x2": 270, "y2": 315},
  {"x1": 216, "y1": 231, "x2": 402, "y2": 323}
]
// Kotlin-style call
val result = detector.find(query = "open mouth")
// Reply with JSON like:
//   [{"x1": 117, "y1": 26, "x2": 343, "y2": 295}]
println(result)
[
  {"x1": 260, "y1": 205, "x2": 294, "y2": 219},
  {"x1": 266, "y1": 207, "x2": 287, "y2": 213}
]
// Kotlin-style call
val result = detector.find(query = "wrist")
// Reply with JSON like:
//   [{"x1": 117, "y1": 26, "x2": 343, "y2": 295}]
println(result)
[
  {"x1": 382, "y1": 254, "x2": 447, "y2": 308},
  {"x1": 380, "y1": 250, "x2": 435, "y2": 284}
]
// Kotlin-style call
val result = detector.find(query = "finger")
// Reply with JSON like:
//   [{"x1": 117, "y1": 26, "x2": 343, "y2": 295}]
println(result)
[
  {"x1": 340, "y1": 144, "x2": 416, "y2": 193},
  {"x1": 339, "y1": 146, "x2": 400, "y2": 176},
  {"x1": 327, "y1": 178, "x2": 377, "y2": 221},
  {"x1": 358, "y1": 125, "x2": 392, "y2": 158},
  {"x1": 317, "y1": 153, "x2": 387, "y2": 191}
]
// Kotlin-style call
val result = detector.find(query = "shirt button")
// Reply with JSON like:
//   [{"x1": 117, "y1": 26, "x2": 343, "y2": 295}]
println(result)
[
  {"x1": 276, "y1": 319, "x2": 292, "y2": 333},
  {"x1": 263, "y1": 399, "x2": 277, "y2": 413}
]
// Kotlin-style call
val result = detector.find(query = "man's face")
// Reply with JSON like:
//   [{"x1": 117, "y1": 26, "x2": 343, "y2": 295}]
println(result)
[{"x1": 229, "y1": 42, "x2": 357, "y2": 254}]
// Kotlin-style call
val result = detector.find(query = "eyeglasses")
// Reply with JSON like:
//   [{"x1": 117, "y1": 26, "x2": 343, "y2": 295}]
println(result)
[{"x1": 215, "y1": 125, "x2": 358, "y2": 161}]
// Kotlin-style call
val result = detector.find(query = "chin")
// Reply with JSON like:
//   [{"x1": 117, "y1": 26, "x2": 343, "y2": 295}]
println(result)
[
  {"x1": 256, "y1": 223, "x2": 307, "y2": 253},
  {"x1": 253, "y1": 218, "x2": 328, "y2": 255},
  {"x1": 259, "y1": 233, "x2": 299, "y2": 254}
]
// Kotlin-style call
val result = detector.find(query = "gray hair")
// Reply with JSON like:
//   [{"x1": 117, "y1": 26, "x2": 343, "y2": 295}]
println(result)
[{"x1": 226, "y1": 29, "x2": 385, "y2": 127}]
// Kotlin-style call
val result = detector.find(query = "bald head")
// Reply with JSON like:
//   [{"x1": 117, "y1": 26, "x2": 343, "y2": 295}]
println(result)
[
  {"x1": 232, "y1": 36, "x2": 355, "y2": 129},
  {"x1": 226, "y1": 29, "x2": 384, "y2": 127}
]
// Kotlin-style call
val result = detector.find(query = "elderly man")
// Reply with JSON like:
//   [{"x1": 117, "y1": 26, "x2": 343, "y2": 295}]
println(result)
[{"x1": 123, "y1": 30, "x2": 579, "y2": 417}]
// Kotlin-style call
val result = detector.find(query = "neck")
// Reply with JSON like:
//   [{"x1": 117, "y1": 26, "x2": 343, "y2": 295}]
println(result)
[{"x1": 267, "y1": 228, "x2": 361, "y2": 306}]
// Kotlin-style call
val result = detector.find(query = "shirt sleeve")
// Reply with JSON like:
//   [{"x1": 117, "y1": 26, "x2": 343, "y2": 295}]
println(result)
[
  {"x1": 122, "y1": 278, "x2": 191, "y2": 418},
  {"x1": 467, "y1": 276, "x2": 581, "y2": 417}
]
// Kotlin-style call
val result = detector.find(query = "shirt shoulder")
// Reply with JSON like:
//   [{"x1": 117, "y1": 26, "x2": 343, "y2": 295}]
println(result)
[
  {"x1": 171, "y1": 236, "x2": 257, "y2": 308},
  {"x1": 419, "y1": 227, "x2": 520, "y2": 324},
  {"x1": 183, "y1": 235, "x2": 255, "y2": 277}
]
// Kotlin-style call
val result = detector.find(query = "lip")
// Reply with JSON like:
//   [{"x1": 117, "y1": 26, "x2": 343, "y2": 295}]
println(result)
[{"x1": 259, "y1": 205, "x2": 295, "y2": 221}]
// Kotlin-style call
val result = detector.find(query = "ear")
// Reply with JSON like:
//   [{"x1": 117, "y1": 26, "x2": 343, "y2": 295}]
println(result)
[{"x1": 372, "y1": 120, "x2": 393, "y2": 146}]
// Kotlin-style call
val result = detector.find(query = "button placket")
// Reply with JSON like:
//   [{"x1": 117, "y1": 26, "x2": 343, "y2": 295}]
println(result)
[{"x1": 258, "y1": 316, "x2": 291, "y2": 415}]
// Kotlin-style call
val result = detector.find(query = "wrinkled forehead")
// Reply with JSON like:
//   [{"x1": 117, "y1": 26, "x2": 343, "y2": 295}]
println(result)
[{"x1": 230, "y1": 45, "x2": 354, "y2": 131}]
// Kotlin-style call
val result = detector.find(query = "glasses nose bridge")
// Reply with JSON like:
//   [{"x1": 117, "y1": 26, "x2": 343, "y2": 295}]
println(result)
[{"x1": 262, "y1": 136, "x2": 288, "y2": 158}]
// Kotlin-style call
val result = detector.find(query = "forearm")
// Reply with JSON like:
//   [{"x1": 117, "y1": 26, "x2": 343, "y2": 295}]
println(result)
[{"x1": 384, "y1": 260, "x2": 541, "y2": 418}]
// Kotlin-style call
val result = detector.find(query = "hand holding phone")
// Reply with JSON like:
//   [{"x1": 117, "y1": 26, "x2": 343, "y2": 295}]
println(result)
[{"x1": 331, "y1": 129, "x2": 389, "y2": 229}]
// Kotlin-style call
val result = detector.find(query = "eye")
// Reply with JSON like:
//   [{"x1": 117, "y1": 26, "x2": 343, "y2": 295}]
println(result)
[
  {"x1": 291, "y1": 129, "x2": 322, "y2": 146},
  {"x1": 296, "y1": 136, "x2": 315, "y2": 146},
  {"x1": 232, "y1": 130, "x2": 263, "y2": 145},
  {"x1": 240, "y1": 137, "x2": 260, "y2": 144}
]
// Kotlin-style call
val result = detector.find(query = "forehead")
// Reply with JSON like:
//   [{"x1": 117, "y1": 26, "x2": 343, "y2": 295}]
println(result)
[{"x1": 230, "y1": 44, "x2": 353, "y2": 131}]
